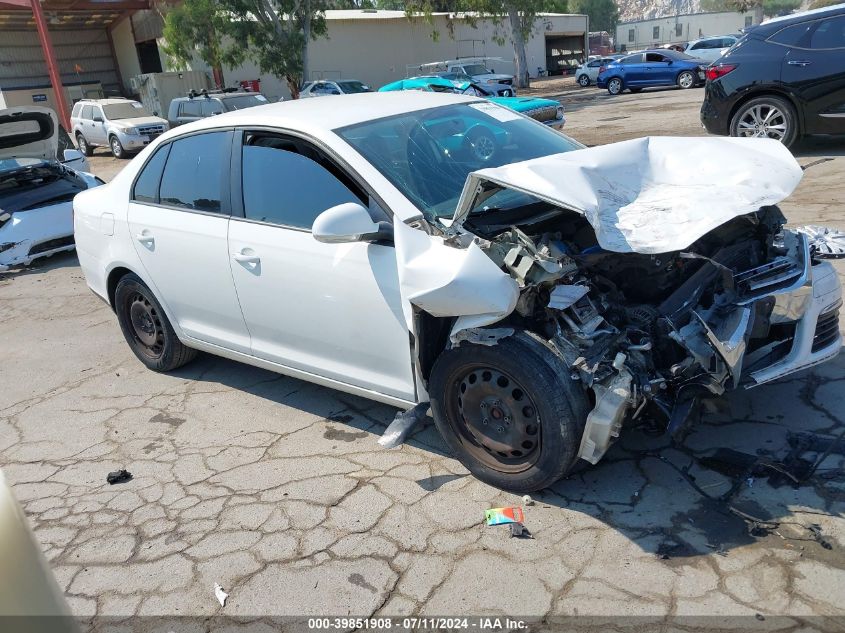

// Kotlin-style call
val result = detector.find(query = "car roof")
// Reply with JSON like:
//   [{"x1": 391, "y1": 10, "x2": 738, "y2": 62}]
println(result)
[
  {"x1": 753, "y1": 3, "x2": 845, "y2": 36},
  {"x1": 166, "y1": 91, "x2": 481, "y2": 137},
  {"x1": 77, "y1": 98, "x2": 136, "y2": 105}
]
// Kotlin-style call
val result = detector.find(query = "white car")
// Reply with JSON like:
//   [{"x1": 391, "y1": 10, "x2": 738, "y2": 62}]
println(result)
[
  {"x1": 575, "y1": 56, "x2": 621, "y2": 87},
  {"x1": 1, "y1": 106, "x2": 101, "y2": 271},
  {"x1": 74, "y1": 93, "x2": 842, "y2": 492},
  {"x1": 300, "y1": 79, "x2": 372, "y2": 97},
  {"x1": 684, "y1": 35, "x2": 739, "y2": 63}
]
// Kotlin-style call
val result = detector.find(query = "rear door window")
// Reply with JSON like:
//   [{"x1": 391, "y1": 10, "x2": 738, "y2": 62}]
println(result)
[
  {"x1": 179, "y1": 101, "x2": 202, "y2": 117},
  {"x1": 132, "y1": 144, "x2": 171, "y2": 203},
  {"x1": 158, "y1": 132, "x2": 230, "y2": 213},
  {"x1": 81, "y1": 105, "x2": 93, "y2": 120},
  {"x1": 769, "y1": 21, "x2": 815, "y2": 47},
  {"x1": 808, "y1": 16, "x2": 845, "y2": 49},
  {"x1": 621, "y1": 54, "x2": 643, "y2": 64}
]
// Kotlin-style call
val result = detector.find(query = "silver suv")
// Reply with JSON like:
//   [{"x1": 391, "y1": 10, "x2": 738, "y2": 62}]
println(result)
[{"x1": 70, "y1": 98, "x2": 169, "y2": 159}]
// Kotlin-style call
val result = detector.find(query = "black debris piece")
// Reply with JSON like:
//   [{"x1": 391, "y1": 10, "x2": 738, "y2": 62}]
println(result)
[{"x1": 106, "y1": 469, "x2": 132, "y2": 485}]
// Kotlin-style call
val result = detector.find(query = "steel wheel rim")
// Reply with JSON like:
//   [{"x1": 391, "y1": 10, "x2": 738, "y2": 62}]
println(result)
[
  {"x1": 609, "y1": 79, "x2": 621, "y2": 94},
  {"x1": 448, "y1": 365, "x2": 541, "y2": 473},
  {"x1": 471, "y1": 134, "x2": 495, "y2": 161},
  {"x1": 128, "y1": 293, "x2": 164, "y2": 358},
  {"x1": 679, "y1": 72, "x2": 694, "y2": 88},
  {"x1": 737, "y1": 104, "x2": 788, "y2": 141}
]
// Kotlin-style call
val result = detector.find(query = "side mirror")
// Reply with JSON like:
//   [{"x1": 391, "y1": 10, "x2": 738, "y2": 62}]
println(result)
[
  {"x1": 62, "y1": 149, "x2": 83, "y2": 163},
  {"x1": 313, "y1": 202, "x2": 393, "y2": 244}
]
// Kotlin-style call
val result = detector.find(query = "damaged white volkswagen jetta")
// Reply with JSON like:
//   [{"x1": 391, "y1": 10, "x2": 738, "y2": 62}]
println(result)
[{"x1": 74, "y1": 93, "x2": 842, "y2": 492}]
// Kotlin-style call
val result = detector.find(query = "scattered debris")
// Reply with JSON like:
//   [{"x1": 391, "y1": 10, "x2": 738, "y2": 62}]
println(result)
[
  {"x1": 377, "y1": 403, "x2": 429, "y2": 449},
  {"x1": 214, "y1": 583, "x2": 228, "y2": 607},
  {"x1": 509, "y1": 522, "x2": 533, "y2": 539},
  {"x1": 794, "y1": 225, "x2": 845, "y2": 258},
  {"x1": 522, "y1": 494, "x2": 534, "y2": 506},
  {"x1": 106, "y1": 469, "x2": 132, "y2": 485},
  {"x1": 485, "y1": 506, "x2": 524, "y2": 526},
  {"x1": 451, "y1": 326, "x2": 514, "y2": 347}
]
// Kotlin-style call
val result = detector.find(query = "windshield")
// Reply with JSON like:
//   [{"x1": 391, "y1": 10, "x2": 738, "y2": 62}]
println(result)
[
  {"x1": 337, "y1": 102, "x2": 582, "y2": 222},
  {"x1": 222, "y1": 94, "x2": 268, "y2": 111},
  {"x1": 103, "y1": 102, "x2": 151, "y2": 120},
  {"x1": 462, "y1": 64, "x2": 492, "y2": 76},
  {"x1": 338, "y1": 81, "x2": 370, "y2": 93}
]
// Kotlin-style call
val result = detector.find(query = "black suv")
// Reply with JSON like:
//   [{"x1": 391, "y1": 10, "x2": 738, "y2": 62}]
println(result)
[{"x1": 701, "y1": 4, "x2": 845, "y2": 148}]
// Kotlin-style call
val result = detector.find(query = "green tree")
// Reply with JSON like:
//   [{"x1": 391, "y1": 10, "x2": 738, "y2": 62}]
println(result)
[
  {"x1": 161, "y1": 0, "x2": 330, "y2": 98},
  {"x1": 160, "y1": 0, "x2": 228, "y2": 88},
  {"x1": 568, "y1": 0, "x2": 618, "y2": 33}
]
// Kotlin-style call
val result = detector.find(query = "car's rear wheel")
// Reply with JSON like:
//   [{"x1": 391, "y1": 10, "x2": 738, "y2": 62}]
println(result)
[
  {"x1": 607, "y1": 78, "x2": 623, "y2": 95},
  {"x1": 114, "y1": 273, "x2": 197, "y2": 372},
  {"x1": 577, "y1": 74, "x2": 590, "y2": 87},
  {"x1": 677, "y1": 71, "x2": 696, "y2": 89},
  {"x1": 730, "y1": 96, "x2": 799, "y2": 148},
  {"x1": 110, "y1": 135, "x2": 126, "y2": 159},
  {"x1": 76, "y1": 134, "x2": 92, "y2": 157},
  {"x1": 429, "y1": 332, "x2": 588, "y2": 492}
]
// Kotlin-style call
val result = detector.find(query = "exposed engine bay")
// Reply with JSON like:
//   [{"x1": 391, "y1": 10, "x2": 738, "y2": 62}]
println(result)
[{"x1": 453, "y1": 200, "x2": 841, "y2": 464}]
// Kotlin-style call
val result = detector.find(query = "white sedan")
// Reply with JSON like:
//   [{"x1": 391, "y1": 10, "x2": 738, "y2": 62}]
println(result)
[{"x1": 74, "y1": 92, "x2": 841, "y2": 492}]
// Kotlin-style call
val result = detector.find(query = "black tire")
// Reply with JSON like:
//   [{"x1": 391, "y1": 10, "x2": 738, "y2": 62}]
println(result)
[
  {"x1": 110, "y1": 135, "x2": 126, "y2": 159},
  {"x1": 577, "y1": 74, "x2": 590, "y2": 87},
  {"x1": 677, "y1": 70, "x2": 696, "y2": 89},
  {"x1": 607, "y1": 77, "x2": 623, "y2": 95},
  {"x1": 429, "y1": 331, "x2": 589, "y2": 492},
  {"x1": 114, "y1": 273, "x2": 197, "y2": 372},
  {"x1": 729, "y1": 95, "x2": 799, "y2": 148},
  {"x1": 630, "y1": 88, "x2": 643, "y2": 93},
  {"x1": 76, "y1": 133, "x2": 93, "y2": 157},
  {"x1": 465, "y1": 127, "x2": 497, "y2": 162}
]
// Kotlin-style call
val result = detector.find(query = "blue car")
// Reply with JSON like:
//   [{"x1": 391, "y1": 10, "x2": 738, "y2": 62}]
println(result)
[{"x1": 596, "y1": 49, "x2": 706, "y2": 95}]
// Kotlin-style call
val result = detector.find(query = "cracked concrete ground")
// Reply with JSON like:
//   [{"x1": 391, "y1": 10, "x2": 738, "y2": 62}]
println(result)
[{"x1": 1, "y1": 86, "x2": 844, "y2": 624}]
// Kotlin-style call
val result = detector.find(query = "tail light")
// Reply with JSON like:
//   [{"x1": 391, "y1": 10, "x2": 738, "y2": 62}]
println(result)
[
  {"x1": 599, "y1": 66, "x2": 607, "y2": 74},
  {"x1": 705, "y1": 64, "x2": 737, "y2": 81}
]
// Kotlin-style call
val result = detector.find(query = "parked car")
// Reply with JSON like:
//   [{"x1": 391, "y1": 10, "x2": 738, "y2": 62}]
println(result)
[
  {"x1": 70, "y1": 98, "x2": 169, "y2": 159},
  {"x1": 300, "y1": 79, "x2": 372, "y2": 98},
  {"x1": 701, "y1": 4, "x2": 845, "y2": 148},
  {"x1": 683, "y1": 35, "x2": 740, "y2": 62},
  {"x1": 444, "y1": 59, "x2": 514, "y2": 89},
  {"x1": 575, "y1": 57, "x2": 622, "y2": 87},
  {"x1": 1, "y1": 106, "x2": 101, "y2": 271},
  {"x1": 168, "y1": 90, "x2": 269, "y2": 127},
  {"x1": 74, "y1": 93, "x2": 842, "y2": 492},
  {"x1": 597, "y1": 50, "x2": 706, "y2": 95},
  {"x1": 380, "y1": 76, "x2": 565, "y2": 129},
  {"x1": 437, "y1": 72, "x2": 515, "y2": 96}
]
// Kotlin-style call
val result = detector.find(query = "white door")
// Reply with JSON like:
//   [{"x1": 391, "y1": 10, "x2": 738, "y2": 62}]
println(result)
[
  {"x1": 89, "y1": 106, "x2": 108, "y2": 145},
  {"x1": 227, "y1": 133, "x2": 415, "y2": 401},
  {"x1": 127, "y1": 130, "x2": 251, "y2": 352}
]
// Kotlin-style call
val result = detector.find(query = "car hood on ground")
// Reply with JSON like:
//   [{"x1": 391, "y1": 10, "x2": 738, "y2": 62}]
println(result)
[
  {"x1": 452, "y1": 136, "x2": 803, "y2": 254},
  {"x1": 0, "y1": 106, "x2": 59, "y2": 162}
]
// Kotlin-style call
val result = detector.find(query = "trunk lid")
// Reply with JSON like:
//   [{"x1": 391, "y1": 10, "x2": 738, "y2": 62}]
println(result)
[{"x1": 0, "y1": 107, "x2": 59, "y2": 163}]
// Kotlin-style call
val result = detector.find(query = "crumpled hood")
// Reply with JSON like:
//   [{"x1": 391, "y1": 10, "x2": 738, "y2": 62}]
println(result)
[
  {"x1": 453, "y1": 136, "x2": 803, "y2": 254},
  {"x1": 0, "y1": 106, "x2": 58, "y2": 162}
]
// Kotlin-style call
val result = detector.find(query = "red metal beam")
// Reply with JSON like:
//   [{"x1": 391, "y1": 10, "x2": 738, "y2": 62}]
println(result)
[{"x1": 30, "y1": 0, "x2": 71, "y2": 130}]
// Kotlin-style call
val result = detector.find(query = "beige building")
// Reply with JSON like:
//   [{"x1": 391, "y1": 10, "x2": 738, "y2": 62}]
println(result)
[{"x1": 615, "y1": 10, "x2": 761, "y2": 51}]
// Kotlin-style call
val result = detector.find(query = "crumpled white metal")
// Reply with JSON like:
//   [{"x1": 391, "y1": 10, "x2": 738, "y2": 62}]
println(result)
[{"x1": 454, "y1": 136, "x2": 803, "y2": 255}]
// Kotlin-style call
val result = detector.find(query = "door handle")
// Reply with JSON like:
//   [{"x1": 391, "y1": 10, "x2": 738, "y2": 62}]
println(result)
[
  {"x1": 787, "y1": 60, "x2": 812, "y2": 66},
  {"x1": 135, "y1": 232, "x2": 154, "y2": 245},
  {"x1": 232, "y1": 252, "x2": 260, "y2": 264}
]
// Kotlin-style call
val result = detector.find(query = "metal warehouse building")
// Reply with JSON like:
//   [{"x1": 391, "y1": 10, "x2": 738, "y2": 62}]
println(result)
[
  {"x1": 615, "y1": 10, "x2": 761, "y2": 52},
  {"x1": 0, "y1": 5, "x2": 587, "y2": 126}
]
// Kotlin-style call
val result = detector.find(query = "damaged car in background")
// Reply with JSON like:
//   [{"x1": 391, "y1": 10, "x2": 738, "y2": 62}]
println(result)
[
  {"x1": 73, "y1": 93, "x2": 842, "y2": 492},
  {"x1": 1, "y1": 106, "x2": 102, "y2": 271}
]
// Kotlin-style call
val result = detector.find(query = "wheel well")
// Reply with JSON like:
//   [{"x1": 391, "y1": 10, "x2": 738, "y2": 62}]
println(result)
[
  {"x1": 728, "y1": 90, "x2": 803, "y2": 135},
  {"x1": 106, "y1": 266, "x2": 133, "y2": 310},
  {"x1": 414, "y1": 310, "x2": 454, "y2": 384}
]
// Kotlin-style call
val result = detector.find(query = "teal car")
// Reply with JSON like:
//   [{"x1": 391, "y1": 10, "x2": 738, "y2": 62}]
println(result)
[{"x1": 379, "y1": 76, "x2": 565, "y2": 129}]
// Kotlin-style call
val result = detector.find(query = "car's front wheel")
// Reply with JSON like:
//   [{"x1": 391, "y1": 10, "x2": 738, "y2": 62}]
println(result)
[
  {"x1": 677, "y1": 70, "x2": 696, "y2": 89},
  {"x1": 577, "y1": 74, "x2": 590, "y2": 87},
  {"x1": 76, "y1": 133, "x2": 92, "y2": 157},
  {"x1": 607, "y1": 78, "x2": 623, "y2": 95},
  {"x1": 429, "y1": 332, "x2": 588, "y2": 492},
  {"x1": 110, "y1": 135, "x2": 127, "y2": 159},
  {"x1": 114, "y1": 273, "x2": 197, "y2": 372},
  {"x1": 730, "y1": 96, "x2": 799, "y2": 147}
]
